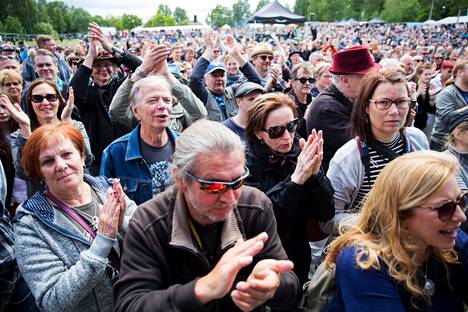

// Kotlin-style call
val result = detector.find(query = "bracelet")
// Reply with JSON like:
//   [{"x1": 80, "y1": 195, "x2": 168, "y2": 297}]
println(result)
[{"x1": 134, "y1": 67, "x2": 147, "y2": 79}]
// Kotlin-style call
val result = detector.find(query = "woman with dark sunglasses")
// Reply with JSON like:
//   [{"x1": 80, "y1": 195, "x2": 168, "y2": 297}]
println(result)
[
  {"x1": 325, "y1": 69, "x2": 429, "y2": 235},
  {"x1": 3, "y1": 79, "x2": 93, "y2": 197},
  {"x1": 322, "y1": 151, "x2": 468, "y2": 312},
  {"x1": 245, "y1": 92, "x2": 335, "y2": 286}
]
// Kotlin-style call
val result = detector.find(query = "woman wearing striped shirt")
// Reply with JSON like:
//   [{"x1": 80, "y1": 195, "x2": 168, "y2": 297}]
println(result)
[{"x1": 323, "y1": 68, "x2": 429, "y2": 234}]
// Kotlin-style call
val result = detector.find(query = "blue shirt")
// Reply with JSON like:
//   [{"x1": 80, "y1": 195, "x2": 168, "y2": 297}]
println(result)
[{"x1": 323, "y1": 230, "x2": 468, "y2": 312}]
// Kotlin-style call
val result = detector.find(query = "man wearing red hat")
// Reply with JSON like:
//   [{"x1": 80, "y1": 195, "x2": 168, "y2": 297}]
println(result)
[{"x1": 306, "y1": 46, "x2": 380, "y2": 171}]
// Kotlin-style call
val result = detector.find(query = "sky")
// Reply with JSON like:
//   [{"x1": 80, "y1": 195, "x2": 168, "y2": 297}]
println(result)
[{"x1": 60, "y1": 0, "x2": 296, "y2": 23}]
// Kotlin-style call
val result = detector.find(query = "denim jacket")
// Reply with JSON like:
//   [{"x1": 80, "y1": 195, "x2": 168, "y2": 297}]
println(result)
[{"x1": 100, "y1": 125, "x2": 177, "y2": 205}]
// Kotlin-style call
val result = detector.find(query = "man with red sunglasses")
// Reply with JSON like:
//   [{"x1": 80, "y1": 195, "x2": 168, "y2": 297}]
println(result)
[{"x1": 114, "y1": 120, "x2": 300, "y2": 312}]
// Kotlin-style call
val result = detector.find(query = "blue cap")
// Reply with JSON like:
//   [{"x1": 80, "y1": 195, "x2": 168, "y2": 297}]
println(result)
[{"x1": 205, "y1": 63, "x2": 226, "y2": 75}]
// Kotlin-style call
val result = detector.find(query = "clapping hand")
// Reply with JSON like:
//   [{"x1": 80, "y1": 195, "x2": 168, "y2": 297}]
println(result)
[
  {"x1": 194, "y1": 232, "x2": 269, "y2": 304},
  {"x1": 0, "y1": 94, "x2": 31, "y2": 138},
  {"x1": 290, "y1": 129, "x2": 324, "y2": 185},
  {"x1": 61, "y1": 87, "x2": 74, "y2": 123},
  {"x1": 231, "y1": 259, "x2": 294, "y2": 311}
]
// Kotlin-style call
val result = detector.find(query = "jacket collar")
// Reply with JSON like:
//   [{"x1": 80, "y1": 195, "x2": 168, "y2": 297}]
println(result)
[
  {"x1": 16, "y1": 175, "x2": 111, "y2": 245},
  {"x1": 169, "y1": 187, "x2": 244, "y2": 254},
  {"x1": 125, "y1": 124, "x2": 178, "y2": 161}
]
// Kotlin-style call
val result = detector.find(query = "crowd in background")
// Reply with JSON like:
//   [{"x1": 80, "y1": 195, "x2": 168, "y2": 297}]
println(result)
[{"x1": 0, "y1": 20, "x2": 467, "y2": 311}]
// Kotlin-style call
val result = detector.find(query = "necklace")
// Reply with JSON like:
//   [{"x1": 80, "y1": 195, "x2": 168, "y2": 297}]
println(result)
[
  {"x1": 75, "y1": 198, "x2": 99, "y2": 230},
  {"x1": 423, "y1": 261, "x2": 435, "y2": 297}
]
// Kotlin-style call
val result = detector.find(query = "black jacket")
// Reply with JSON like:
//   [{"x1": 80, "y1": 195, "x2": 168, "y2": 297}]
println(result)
[
  {"x1": 70, "y1": 52, "x2": 140, "y2": 175},
  {"x1": 245, "y1": 137, "x2": 335, "y2": 284},
  {"x1": 306, "y1": 84, "x2": 354, "y2": 172}
]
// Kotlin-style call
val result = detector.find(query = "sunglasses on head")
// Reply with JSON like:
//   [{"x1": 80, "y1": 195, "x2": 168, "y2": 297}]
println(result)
[
  {"x1": 262, "y1": 118, "x2": 299, "y2": 139},
  {"x1": 419, "y1": 193, "x2": 468, "y2": 222},
  {"x1": 296, "y1": 77, "x2": 315, "y2": 84},
  {"x1": 31, "y1": 94, "x2": 58, "y2": 103},
  {"x1": 184, "y1": 166, "x2": 250, "y2": 194},
  {"x1": 258, "y1": 55, "x2": 274, "y2": 61}
]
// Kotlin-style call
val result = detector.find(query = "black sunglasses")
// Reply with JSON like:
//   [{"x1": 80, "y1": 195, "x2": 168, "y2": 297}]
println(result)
[
  {"x1": 0, "y1": 55, "x2": 16, "y2": 60},
  {"x1": 296, "y1": 77, "x2": 315, "y2": 84},
  {"x1": 184, "y1": 166, "x2": 250, "y2": 194},
  {"x1": 31, "y1": 94, "x2": 58, "y2": 103},
  {"x1": 262, "y1": 119, "x2": 299, "y2": 139},
  {"x1": 418, "y1": 193, "x2": 468, "y2": 222},
  {"x1": 258, "y1": 55, "x2": 274, "y2": 61}
]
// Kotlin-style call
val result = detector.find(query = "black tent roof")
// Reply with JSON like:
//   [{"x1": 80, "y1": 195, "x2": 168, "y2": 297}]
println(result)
[{"x1": 249, "y1": 0, "x2": 306, "y2": 24}]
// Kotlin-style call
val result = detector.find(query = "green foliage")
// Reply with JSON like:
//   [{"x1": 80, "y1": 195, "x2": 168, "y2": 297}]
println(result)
[
  {"x1": 3, "y1": 16, "x2": 24, "y2": 34},
  {"x1": 381, "y1": 0, "x2": 422, "y2": 22},
  {"x1": 206, "y1": 5, "x2": 234, "y2": 28},
  {"x1": 232, "y1": 0, "x2": 251, "y2": 26},
  {"x1": 145, "y1": 4, "x2": 179, "y2": 27},
  {"x1": 121, "y1": 14, "x2": 142, "y2": 30},
  {"x1": 294, "y1": 0, "x2": 308, "y2": 16},
  {"x1": 255, "y1": 0, "x2": 270, "y2": 12},
  {"x1": 68, "y1": 8, "x2": 92, "y2": 32},
  {"x1": 174, "y1": 7, "x2": 191, "y2": 25},
  {"x1": 35, "y1": 22, "x2": 57, "y2": 35}
]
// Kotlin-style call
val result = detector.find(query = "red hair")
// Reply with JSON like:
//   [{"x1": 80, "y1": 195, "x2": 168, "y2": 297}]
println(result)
[{"x1": 22, "y1": 123, "x2": 84, "y2": 180}]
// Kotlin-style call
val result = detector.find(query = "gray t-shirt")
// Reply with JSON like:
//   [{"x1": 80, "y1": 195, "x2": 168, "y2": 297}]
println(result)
[{"x1": 140, "y1": 138, "x2": 173, "y2": 197}]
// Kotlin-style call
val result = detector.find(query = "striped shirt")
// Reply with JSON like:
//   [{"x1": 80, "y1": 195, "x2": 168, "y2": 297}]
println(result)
[{"x1": 352, "y1": 135, "x2": 405, "y2": 210}]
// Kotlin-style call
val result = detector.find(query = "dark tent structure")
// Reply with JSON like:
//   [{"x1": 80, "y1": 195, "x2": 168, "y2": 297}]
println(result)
[{"x1": 249, "y1": 0, "x2": 306, "y2": 24}]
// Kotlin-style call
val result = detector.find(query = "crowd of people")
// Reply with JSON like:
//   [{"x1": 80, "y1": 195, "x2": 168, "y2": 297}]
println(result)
[{"x1": 0, "y1": 20, "x2": 467, "y2": 311}]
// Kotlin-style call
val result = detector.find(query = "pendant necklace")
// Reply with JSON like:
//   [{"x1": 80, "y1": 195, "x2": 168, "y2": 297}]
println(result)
[{"x1": 423, "y1": 261, "x2": 435, "y2": 297}]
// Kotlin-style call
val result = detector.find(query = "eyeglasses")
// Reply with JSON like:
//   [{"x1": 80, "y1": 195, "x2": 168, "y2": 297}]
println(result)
[
  {"x1": 369, "y1": 98, "x2": 411, "y2": 110},
  {"x1": 434, "y1": 57, "x2": 443, "y2": 60},
  {"x1": 258, "y1": 55, "x2": 274, "y2": 61},
  {"x1": 213, "y1": 49, "x2": 220, "y2": 53},
  {"x1": 262, "y1": 119, "x2": 299, "y2": 139},
  {"x1": 31, "y1": 94, "x2": 58, "y2": 103},
  {"x1": 418, "y1": 193, "x2": 468, "y2": 222},
  {"x1": 0, "y1": 55, "x2": 16, "y2": 60},
  {"x1": 414, "y1": 59, "x2": 423, "y2": 62},
  {"x1": 184, "y1": 166, "x2": 250, "y2": 194},
  {"x1": 71, "y1": 61, "x2": 79, "y2": 65},
  {"x1": 296, "y1": 77, "x2": 315, "y2": 84}
]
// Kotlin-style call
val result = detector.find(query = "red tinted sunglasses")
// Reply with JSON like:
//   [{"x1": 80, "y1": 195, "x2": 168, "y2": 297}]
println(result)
[
  {"x1": 419, "y1": 193, "x2": 468, "y2": 222},
  {"x1": 184, "y1": 166, "x2": 250, "y2": 194}
]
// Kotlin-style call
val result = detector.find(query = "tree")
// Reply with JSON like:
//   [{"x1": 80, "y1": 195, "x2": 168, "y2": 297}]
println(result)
[
  {"x1": 68, "y1": 7, "x2": 92, "y2": 33},
  {"x1": 381, "y1": 0, "x2": 422, "y2": 22},
  {"x1": 157, "y1": 4, "x2": 172, "y2": 17},
  {"x1": 107, "y1": 16, "x2": 123, "y2": 29},
  {"x1": 174, "y1": 7, "x2": 190, "y2": 25},
  {"x1": 206, "y1": 5, "x2": 233, "y2": 28},
  {"x1": 232, "y1": 0, "x2": 250, "y2": 26},
  {"x1": 121, "y1": 14, "x2": 142, "y2": 30},
  {"x1": 294, "y1": 0, "x2": 309, "y2": 16},
  {"x1": 3, "y1": 16, "x2": 24, "y2": 34},
  {"x1": 2, "y1": 0, "x2": 38, "y2": 33},
  {"x1": 45, "y1": 1, "x2": 70, "y2": 34},
  {"x1": 255, "y1": 0, "x2": 270, "y2": 11},
  {"x1": 35, "y1": 22, "x2": 57, "y2": 35}
]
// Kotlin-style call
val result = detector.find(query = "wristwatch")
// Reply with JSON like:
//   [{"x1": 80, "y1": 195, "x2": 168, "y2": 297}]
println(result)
[{"x1": 134, "y1": 66, "x2": 147, "y2": 79}]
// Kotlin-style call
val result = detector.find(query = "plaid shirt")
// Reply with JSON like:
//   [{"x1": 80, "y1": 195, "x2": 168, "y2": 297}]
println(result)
[{"x1": 0, "y1": 203, "x2": 19, "y2": 309}]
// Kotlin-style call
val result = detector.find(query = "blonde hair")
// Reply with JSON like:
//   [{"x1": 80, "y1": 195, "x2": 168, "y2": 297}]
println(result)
[{"x1": 325, "y1": 151, "x2": 459, "y2": 306}]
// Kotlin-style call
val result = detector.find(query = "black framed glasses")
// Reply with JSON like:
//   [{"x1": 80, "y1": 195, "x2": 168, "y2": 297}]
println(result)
[
  {"x1": 296, "y1": 77, "x2": 315, "y2": 84},
  {"x1": 262, "y1": 118, "x2": 299, "y2": 139},
  {"x1": 258, "y1": 55, "x2": 274, "y2": 61},
  {"x1": 31, "y1": 94, "x2": 58, "y2": 103},
  {"x1": 184, "y1": 166, "x2": 250, "y2": 194},
  {"x1": 418, "y1": 193, "x2": 468, "y2": 222},
  {"x1": 369, "y1": 98, "x2": 410, "y2": 110},
  {"x1": 0, "y1": 55, "x2": 16, "y2": 60}
]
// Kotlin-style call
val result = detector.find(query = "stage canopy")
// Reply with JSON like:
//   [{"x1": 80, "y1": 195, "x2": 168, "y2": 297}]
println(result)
[{"x1": 249, "y1": 0, "x2": 306, "y2": 24}]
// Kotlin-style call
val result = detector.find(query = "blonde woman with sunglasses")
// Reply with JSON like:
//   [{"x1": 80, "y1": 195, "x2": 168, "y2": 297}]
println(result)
[{"x1": 322, "y1": 151, "x2": 468, "y2": 311}]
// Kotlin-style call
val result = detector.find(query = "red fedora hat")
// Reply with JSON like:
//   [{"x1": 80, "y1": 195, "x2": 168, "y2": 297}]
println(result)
[{"x1": 329, "y1": 46, "x2": 381, "y2": 75}]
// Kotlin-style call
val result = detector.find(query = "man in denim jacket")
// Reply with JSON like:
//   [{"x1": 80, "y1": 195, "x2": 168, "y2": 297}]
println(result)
[{"x1": 101, "y1": 76, "x2": 177, "y2": 205}]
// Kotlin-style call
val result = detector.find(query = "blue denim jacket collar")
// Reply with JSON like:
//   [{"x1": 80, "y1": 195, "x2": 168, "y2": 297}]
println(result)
[{"x1": 125, "y1": 124, "x2": 178, "y2": 161}]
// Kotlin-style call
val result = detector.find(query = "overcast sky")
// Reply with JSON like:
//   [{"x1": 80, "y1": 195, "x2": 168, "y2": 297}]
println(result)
[{"x1": 60, "y1": 0, "x2": 296, "y2": 23}]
